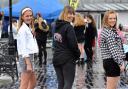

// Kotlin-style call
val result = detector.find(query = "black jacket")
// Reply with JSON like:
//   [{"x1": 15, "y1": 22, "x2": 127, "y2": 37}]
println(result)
[
  {"x1": 84, "y1": 23, "x2": 97, "y2": 45},
  {"x1": 53, "y1": 20, "x2": 80, "y2": 66},
  {"x1": 35, "y1": 23, "x2": 49, "y2": 43},
  {"x1": 74, "y1": 25, "x2": 85, "y2": 43}
]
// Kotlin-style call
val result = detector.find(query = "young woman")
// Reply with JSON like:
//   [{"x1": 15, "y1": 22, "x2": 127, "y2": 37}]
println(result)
[
  {"x1": 35, "y1": 14, "x2": 49, "y2": 66},
  {"x1": 84, "y1": 14, "x2": 97, "y2": 62},
  {"x1": 100, "y1": 10, "x2": 125, "y2": 89},
  {"x1": 17, "y1": 7, "x2": 38, "y2": 89},
  {"x1": 53, "y1": 6, "x2": 80, "y2": 89},
  {"x1": 74, "y1": 13, "x2": 86, "y2": 64}
]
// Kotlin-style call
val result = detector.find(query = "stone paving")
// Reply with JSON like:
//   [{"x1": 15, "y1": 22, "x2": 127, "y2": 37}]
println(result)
[{"x1": 0, "y1": 47, "x2": 128, "y2": 89}]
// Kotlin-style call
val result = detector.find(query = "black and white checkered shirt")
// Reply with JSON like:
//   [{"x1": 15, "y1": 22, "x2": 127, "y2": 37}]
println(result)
[{"x1": 100, "y1": 27, "x2": 125, "y2": 65}]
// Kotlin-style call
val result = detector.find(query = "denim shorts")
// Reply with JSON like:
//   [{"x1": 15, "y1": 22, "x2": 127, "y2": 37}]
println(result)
[{"x1": 19, "y1": 54, "x2": 35, "y2": 73}]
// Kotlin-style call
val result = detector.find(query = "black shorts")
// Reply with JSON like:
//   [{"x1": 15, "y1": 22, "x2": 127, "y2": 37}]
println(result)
[{"x1": 103, "y1": 58, "x2": 120, "y2": 77}]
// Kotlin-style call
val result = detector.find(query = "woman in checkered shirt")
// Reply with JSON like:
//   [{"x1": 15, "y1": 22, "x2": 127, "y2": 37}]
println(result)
[{"x1": 100, "y1": 10, "x2": 125, "y2": 89}]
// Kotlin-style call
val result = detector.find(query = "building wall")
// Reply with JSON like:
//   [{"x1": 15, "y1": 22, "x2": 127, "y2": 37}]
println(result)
[
  {"x1": 0, "y1": 0, "x2": 19, "y2": 8},
  {"x1": 118, "y1": 12, "x2": 128, "y2": 26},
  {"x1": 91, "y1": 0, "x2": 128, "y2": 3},
  {"x1": 82, "y1": 0, "x2": 128, "y2": 3},
  {"x1": 58, "y1": 0, "x2": 69, "y2": 6},
  {"x1": 59, "y1": 0, "x2": 128, "y2": 6}
]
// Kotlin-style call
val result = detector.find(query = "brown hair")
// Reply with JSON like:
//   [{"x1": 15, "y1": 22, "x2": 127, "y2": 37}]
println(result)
[
  {"x1": 87, "y1": 14, "x2": 96, "y2": 27},
  {"x1": 59, "y1": 6, "x2": 75, "y2": 22},
  {"x1": 102, "y1": 10, "x2": 117, "y2": 29},
  {"x1": 74, "y1": 13, "x2": 85, "y2": 26},
  {"x1": 18, "y1": 7, "x2": 35, "y2": 31}
]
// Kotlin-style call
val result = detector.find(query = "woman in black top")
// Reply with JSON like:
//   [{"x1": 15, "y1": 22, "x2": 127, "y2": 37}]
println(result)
[
  {"x1": 35, "y1": 16, "x2": 49, "y2": 66},
  {"x1": 100, "y1": 10, "x2": 125, "y2": 89},
  {"x1": 53, "y1": 6, "x2": 80, "y2": 89},
  {"x1": 84, "y1": 14, "x2": 97, "y2": 62},
  {"x1": 74, "y1": 13, "x2": 86, "y2": 64}
]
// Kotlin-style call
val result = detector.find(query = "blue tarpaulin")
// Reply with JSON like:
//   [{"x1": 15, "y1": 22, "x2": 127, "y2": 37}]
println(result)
[{"x1": 1, "y1": 0, "x2": 63, "y2": 19}]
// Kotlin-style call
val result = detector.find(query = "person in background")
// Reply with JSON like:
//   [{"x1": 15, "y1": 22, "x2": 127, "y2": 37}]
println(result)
[
  {"x1": 0, "y1": 11, "x2": 3, "y2": 20},
  {"x1": 100, "y1": 10, "x2": 125, "y2": 89},
  {"x1": 0, "y1": 22, "x2": 2, "y2": 39},
  {"x1": 74, "y1": 13, "x2": 86, "y2": 65},
  {"x1": 84, "y1": 14, "x2": 97, "y2": 62},
  {"x1": 17, "y1": 7, "x2": 38, "y2": 89},
  {"x1": 117, "y1": 24, "x2": 127, "y2": 44},
  {"x1": 0, "y1": 11, "x2": 4, "y2": 38},
  {"x1": 53, "y1": 6, "x2": 80, "y2": 89},
  {"x1": 117, "y1": 24, "x2": 128, "y2": 61},
  {"x1": 35, "y1": 13, "x2": 49, "y2": 66},
  {"x1": 51, "y1": 20, "x2": 56, "y2": 51},
  {"x1": 1, "y1": 16, "x2": 9, "y2": 38},
  {"x1": 8, "y1": 19, "x2": 18, "y2": 54}
]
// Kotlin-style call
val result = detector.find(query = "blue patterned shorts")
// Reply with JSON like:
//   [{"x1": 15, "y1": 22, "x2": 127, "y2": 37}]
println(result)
[{"x1": 19, "y1": 54, "x2": 35, "y2": 73}]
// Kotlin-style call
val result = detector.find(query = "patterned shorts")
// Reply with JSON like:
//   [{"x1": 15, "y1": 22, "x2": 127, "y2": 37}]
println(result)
[{"x1": 19, "y1": 54, "x2": 35, "y2": 73}]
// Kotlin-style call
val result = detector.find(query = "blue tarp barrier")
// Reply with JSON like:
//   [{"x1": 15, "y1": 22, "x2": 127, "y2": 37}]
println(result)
[{"x1": 0, "y1": 0, "x2": 63, "y2": 19}]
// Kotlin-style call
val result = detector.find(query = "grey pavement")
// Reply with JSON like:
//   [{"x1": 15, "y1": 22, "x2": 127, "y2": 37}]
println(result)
[{"x1": 0, "y1": 42, "x2": 128, "y2": 89}]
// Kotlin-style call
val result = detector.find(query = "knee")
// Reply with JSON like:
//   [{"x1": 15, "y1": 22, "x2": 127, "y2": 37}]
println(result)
[
  {"x1": 64, "y1": 79, "x2": 74, "y2": 89},
  {"x1": 64, "y1": 83, "x2": 73, "y2": 89}
]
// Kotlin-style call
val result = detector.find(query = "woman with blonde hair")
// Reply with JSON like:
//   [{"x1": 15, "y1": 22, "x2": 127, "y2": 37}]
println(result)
[
  {"x1": 100, "y1": 10, "x2": 125, "y2": 89},
  {"x1": 74, "y1": 13, "x2": 86, "y2": 65},
  {"x1": 53, "y1": 6, "x2": 80, "y2": 89},
  {"x1": 35, "y1": 14, "x2": 49, "y2": 66},
  {"x1": 17, "y1": 7, "x2": 38, "y2": 89}
]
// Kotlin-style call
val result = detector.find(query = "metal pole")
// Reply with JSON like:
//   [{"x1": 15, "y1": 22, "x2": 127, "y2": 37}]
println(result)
[
  {"x1": 9, "y1": 0, "x2": 12, "y2": 37},
  {"x1": 8, "y1": 0, "x2": 15, "y2": 55}
]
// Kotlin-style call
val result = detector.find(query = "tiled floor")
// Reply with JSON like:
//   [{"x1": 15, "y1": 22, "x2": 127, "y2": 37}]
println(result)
[{"x1": 0, "y1": 48, "x2": 128, "y2": 89}]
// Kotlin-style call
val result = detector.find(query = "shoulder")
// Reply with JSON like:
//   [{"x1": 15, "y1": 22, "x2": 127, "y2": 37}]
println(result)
[
  {"x1": 65, "y1": 24, "x2": 74, "y2": 33},
  {"x1": 18, "y1": 23, "x2": 28, "y2": 34},
  {"x1": 101, "y1": 28, "x2": 111, "y2": 37},
  {"x1": 102, "y1": 28, "x2": 117, "y2": 38},
  {"x1": 66, "y1": 23, "x2": 73, "y2": 29}
]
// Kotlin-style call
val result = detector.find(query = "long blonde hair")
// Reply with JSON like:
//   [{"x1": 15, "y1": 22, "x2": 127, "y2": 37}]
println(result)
[
  {"x1": 18, "y1": 7, "x2": 35, "y2": 31},
  {"x1": 74, "y1": 13, "x2": 85, "y2": 26},
  {"x1": 102, "y1": 10, "x2": 117, "y2": 29},
  {"x1": 37, "y1": 17, "x2": 49, "y2": 31}
]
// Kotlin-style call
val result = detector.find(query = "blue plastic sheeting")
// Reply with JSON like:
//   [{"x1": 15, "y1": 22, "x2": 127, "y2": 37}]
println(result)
[{"x1": 0, "y1": 0, "x2": 63, "y2": 19}]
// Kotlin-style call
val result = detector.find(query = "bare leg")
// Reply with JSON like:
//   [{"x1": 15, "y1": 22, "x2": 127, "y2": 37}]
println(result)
[
  {"x1": 106, "y1": 76, "x2": 120, "y2": 89},
  {"x1": 19, "y1": 71, "x2": 31, "y2": 89},
  {"x1": 81, "y1": 43, "x2": 85, "y2": 59},
  {"x1": 27, "y1": 72, "x2": 37, "y2": 89},
  {"x1": 78, "y1": 44, "x2": 82, "y2": 58}
]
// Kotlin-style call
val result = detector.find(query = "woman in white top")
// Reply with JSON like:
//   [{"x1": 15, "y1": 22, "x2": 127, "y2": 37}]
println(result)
[{"x1": 17, "y1": 7, "x2": 38, "y2": 89}]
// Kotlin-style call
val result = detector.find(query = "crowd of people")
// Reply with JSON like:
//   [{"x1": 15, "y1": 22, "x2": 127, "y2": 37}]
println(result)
[{"x1": 0, "y1": 5, "x2": 128, "y2": 89}]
